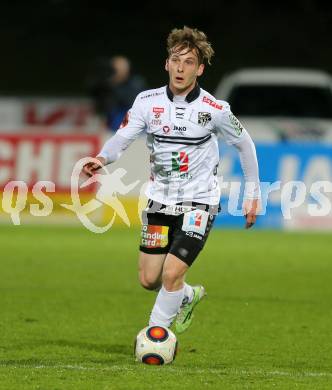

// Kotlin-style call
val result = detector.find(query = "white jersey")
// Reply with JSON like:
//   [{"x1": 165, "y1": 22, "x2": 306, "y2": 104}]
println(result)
[{"x1": 99, "y1": 85, "x2": 258, "y2": 205}]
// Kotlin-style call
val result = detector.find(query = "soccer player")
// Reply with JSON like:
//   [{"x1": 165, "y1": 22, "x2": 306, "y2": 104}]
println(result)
[{"x1": 83, "y1": 26, "x2": 260, "y2": 333}]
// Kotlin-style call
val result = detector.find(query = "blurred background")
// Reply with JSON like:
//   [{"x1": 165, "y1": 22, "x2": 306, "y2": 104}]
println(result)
[{"x1": 1, "y1": 0, "x2": 332, "y2": 230}]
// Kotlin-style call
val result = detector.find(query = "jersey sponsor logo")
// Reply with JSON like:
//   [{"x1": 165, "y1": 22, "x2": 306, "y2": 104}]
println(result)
[
  {"x1": 167, "y1": 171, "x2": 192, "y2": 179},
  {"x1": 151, "y1": 119, "x2": 162, "y2": 126},
  {"x1": 172, "y1": 151, "x2": 189, "y2": 172},
  {"x1": 202, "y1": 96, "x2": 223, "y2": 110},
  {"x1": 182, "y1": 210, "x2": 209, "y2": 236},
  {"x1": 168, "y1": 151, "x2": 191, "y2": 179},
  {"x1": 163, "y1": 125, "x2": 171, "y2": 134},
  {"x1": 153, "y1": 108, "x2": 164, "y2": 120},
  {"x1": 141, "y1": 224, "x2": 169, "y2": 248},
  {"x1": 229, "y1": 113, "x2": 244, "y2": 136},
  {"x1": 140, "y1": 91, "x2": 164, "y2": 99},
  {"x1": 153, "y1": 107, "x2": 164, "y2": 114},
  {"x1": 198, "y1": 112, "x2": 212, "y2": 126},
  {"x1": 173, "y1": 125, "x2": 186, "y2": 132}
]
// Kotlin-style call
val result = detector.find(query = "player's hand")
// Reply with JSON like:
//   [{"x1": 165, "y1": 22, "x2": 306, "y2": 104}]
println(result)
[
  {"x1": 243, "y1": 199, "x2": 260, "y2": 229},
  {"x1": 83, "y1": 156, "x2": 106, "y2": 177}
]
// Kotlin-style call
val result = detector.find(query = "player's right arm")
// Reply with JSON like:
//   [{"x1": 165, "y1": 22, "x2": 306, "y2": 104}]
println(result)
[
  {"x1": 83, "y1": 95, "x2": 146, "y2": 177},
  {"x1": 83, "y1": 156, "x2": 107, "y2": 177}
]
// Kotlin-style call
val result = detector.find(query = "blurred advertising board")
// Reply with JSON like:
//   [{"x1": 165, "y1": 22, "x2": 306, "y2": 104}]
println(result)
[
  {"x1": 0, "y1": 97, "x2": 100, "y2": 133},
  {"x1": 0, "y1": 133, "x2": 100, "y2": 190},
  {"x1": 0, "y1": 133, "x2": 101, "y2": 224},
  {"x1": 217, "y1": 142, "x2": 332, "y2": 230}
]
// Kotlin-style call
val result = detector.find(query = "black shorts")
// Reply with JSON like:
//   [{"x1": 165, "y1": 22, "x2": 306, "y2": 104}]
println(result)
[{"x1": 139, "y1": 200, "x2": 219, "y2": 266}]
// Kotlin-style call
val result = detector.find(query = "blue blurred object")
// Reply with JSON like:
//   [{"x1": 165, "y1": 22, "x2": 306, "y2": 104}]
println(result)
[{"x1": 216, "y1": 142, "x2": 332, "y2": 229}]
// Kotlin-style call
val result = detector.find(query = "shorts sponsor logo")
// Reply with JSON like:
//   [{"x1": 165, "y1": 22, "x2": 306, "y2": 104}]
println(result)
[
  {"x1": 182, "y1": 210, "x2": 209, "y2": 236},
  {"x1": 189, "y1": 212, "x2": 202, "y2": 227},
  {"x1": 141, "y1": 225, "x2": 169, "y2": 248},
  {"x1": 161, "y1": 204, "x2": 194, "y2": 216}
]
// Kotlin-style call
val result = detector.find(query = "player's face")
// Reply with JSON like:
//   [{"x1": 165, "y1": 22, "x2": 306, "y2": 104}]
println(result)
[{"x1": 165, "y1": 47, "x2": 204, "y2": 96}]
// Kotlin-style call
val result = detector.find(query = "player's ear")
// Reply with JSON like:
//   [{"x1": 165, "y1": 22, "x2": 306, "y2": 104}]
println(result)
[
  {"x1": 197, "y1": 63, "x2": 205, "y2": 77},
  {"x1": 165, "y1": 59, "x2": 169, "y2": 72}
]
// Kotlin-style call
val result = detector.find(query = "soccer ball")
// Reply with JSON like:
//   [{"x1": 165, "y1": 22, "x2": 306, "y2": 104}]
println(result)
[{"x1": 134, "y1": 325, "x2": 178, "y2": 365}]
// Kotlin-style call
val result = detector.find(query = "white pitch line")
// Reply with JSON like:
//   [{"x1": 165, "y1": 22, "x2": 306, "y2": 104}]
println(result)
[
  {"x1": 1, "y1": 364, "x2": 332, "y2": 378},
  {"x1": 234, "y1": 369, "x2": 332, "y2": 378}
]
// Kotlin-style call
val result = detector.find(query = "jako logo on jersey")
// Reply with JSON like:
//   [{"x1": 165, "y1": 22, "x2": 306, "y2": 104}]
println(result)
[
  {"x1": 174, "y1": 125, "x2": 186, "y2": 132},
  {"x1": 172, "y1": 151, "x2": 189, "y2": 172},
  {"x1": 163, "y1": 125, "x2": 171, "y2": 134},
  {"x1": 202, "y1": 96, "x2": 223, "y2": 110},
  {"x1": 189, "y1": 212, "x2": 202, "y2": 227}
]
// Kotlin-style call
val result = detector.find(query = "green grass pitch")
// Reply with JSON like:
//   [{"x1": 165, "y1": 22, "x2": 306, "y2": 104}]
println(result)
[{"x1": 0, "y1": 225, "x2": 331, "y2": 389}]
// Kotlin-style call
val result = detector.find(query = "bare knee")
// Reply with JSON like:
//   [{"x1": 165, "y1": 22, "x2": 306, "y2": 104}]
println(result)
[
  {"x1": 162, "y1": 268, "x2": 184, "y2": 291},
  {"x1": 161, "y1": 254, "x2": 188, "y2": 291},
  {"x1": 138, "y1": 252, "x2": 165, "y2": 291},
  {"x1": 139, "y1": 271, "x2": 161, "y2": 291}
]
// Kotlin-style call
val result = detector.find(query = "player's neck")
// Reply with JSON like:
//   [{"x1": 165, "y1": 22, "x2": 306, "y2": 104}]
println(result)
[{"x1": 168, "y1": 82, "x2": 197, "y2": 98}]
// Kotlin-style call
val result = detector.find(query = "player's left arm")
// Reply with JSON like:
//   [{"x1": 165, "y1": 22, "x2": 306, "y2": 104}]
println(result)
[
  {"x1": 215, "y1": 103, "x2": 261, "y2": 228},
  {"x1": 232, "y1": 132, "x2": 261, "y2": 229}
]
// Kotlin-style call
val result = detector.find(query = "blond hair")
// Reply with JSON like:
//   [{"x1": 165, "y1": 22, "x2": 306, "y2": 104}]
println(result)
[{"x1": 167, "y1": 26, "x2": 215, "y2": 65}]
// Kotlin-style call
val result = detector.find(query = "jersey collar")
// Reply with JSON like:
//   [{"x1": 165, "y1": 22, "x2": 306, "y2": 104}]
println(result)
[{"x1": 166, "y1": 83, "x2": 200, "y2": 103}]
